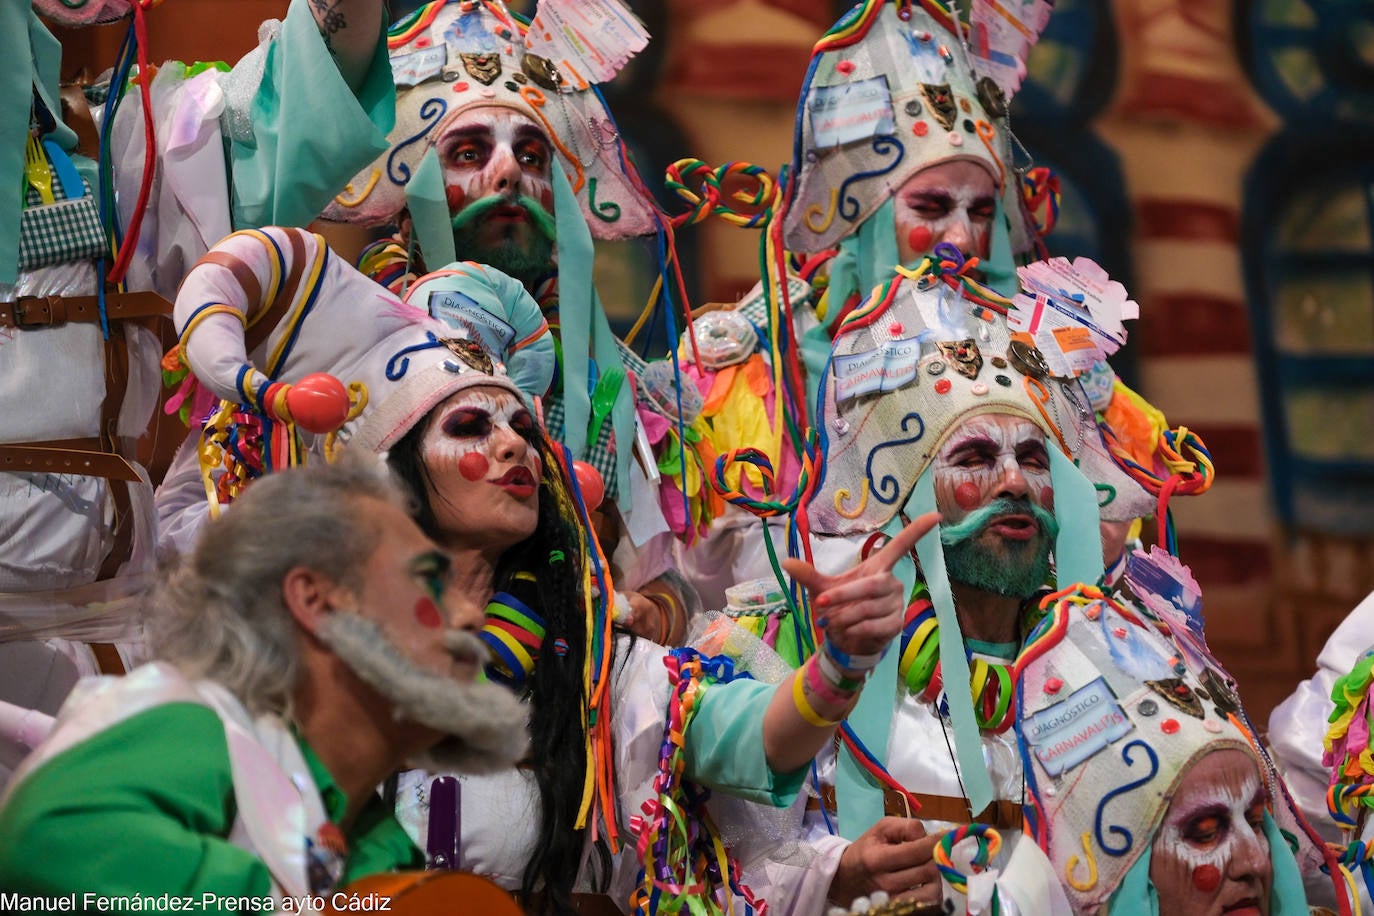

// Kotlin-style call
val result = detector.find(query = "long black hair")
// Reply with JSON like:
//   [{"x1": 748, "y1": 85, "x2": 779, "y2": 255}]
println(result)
[{"x1": 388, "y1": 419, "x2": 610, "y2": 914}]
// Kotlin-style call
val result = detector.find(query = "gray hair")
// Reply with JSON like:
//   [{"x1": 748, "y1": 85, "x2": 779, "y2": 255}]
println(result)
[{"x1": 147, "y1": 454, "x2": 413, "y2": 716}]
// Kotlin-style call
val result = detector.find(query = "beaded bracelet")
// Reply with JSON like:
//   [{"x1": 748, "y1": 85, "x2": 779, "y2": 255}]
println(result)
[{"x1": 792, "y1": 669, "x2": 843, "y2": 728}]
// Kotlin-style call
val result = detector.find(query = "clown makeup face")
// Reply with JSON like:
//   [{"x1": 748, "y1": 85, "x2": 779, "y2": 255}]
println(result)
[
  {"x1": 894, "y1": 160, "x2": 998, "y2": 265},
  {"x1": 342, "y1": 498, "x2": 481, "y2": 678},
  {"x1": 435, "y1": 108, "x2": 557, "y2": 284},
  {"x1": 932, "y1": 414, "x2": 1056, "y2": 597},
  {"x1": 419, "y1": 385, "x2": 543, "y2": 554},
  {"x1": 1151, "y1": 749, "x2": 1273, "y2": 916}
]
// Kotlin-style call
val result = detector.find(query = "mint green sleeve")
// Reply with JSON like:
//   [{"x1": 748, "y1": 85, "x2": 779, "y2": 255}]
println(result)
[
  {"x1": 229, "y1": 0, "x2": 396, "y2": 232},
  {"x1": 0, "y1": 703, "x2": 273, "y2": 901},
  {"x1": 683, "y1": 678, "x2": 809, "y2": 807}
]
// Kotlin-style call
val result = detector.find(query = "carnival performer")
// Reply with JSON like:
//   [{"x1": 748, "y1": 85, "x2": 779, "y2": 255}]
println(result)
[
  {"x1": 315, "y1": 0, "x2": 715, "y2": 644},
  {"x1": 1269, "y1": 590, "x2": 1374, "y2": 910},
  {"x1": 0, "y1": 0, "x2": 395, "y2": 785},
  {"x1": 158, "y1": 225, "x2": 935, "y2": 915},
  {"x1": 0, "y1": 456, "x2": 534, "y2": 901},
  {"x1": 679, "y1": 249, "x2": 1231, "y2": 916},
  {"x1": 1014, "y1": 583, "x2": 1340, "y2": 915}
]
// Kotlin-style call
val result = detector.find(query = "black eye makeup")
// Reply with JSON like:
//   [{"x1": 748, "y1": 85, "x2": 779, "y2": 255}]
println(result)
[{"x1": 410, "y1": 550, "x2": 452, "y2": 601}]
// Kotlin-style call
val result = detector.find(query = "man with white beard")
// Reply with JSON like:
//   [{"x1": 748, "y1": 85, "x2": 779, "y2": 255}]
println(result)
[{"x1": 0, "y1": 457, "x2": 528, "y2": 901}]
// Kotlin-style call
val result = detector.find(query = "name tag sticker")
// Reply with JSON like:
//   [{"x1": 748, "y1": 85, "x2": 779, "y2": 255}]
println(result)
[
  {"x1": 429, "y1": 290, "x2": 516, "y2": 355},
  {"x1": 391, "y1": 46, "x2": 449, "y2": 88},
  {"x1": 833, "y1": 336, "x2": 921, "y2": 403},
  {"x1": 1025, "y1": 676, "x2": 1133, "y2": 776},
  {"x1": 810, "y1": 76, "x2": 894, "y2": 149}
]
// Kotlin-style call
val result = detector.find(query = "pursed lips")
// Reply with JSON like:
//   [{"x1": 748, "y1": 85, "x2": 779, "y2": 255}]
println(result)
[{"x1": 491, "y1": 466, "x2": 537, "y2": 497}]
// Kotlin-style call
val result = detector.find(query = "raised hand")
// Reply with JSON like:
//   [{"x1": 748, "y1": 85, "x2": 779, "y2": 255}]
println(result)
[{"x1": 782, "y1": 511, "x2": 940, "y2": 662}]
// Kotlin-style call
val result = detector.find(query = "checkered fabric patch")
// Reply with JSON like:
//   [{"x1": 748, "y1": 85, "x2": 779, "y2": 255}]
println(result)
[
  {"x1": 19, "y1": 179, "x2": 107, "y2": 271},
  {"x1": 734, "y1": 275, "x2": 812, "y2": 333},
  {"x1": 544, "y1": 393, "x2": 622, "y2": 503}
]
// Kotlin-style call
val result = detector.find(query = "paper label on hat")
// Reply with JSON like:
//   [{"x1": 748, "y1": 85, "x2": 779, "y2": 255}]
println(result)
[
  {"x1": 525, "y1": 0, "x2": 650, "y2": 88},
  {"x1": 1024, "y1": 676, "x2": 1133, "y2": 776},
  {"x1": 391, "y1": 45, "x2": 448, "y2": 88},
  {"x1": 833, "y1": 335, "x2": 921, "y2": 404},
  {"x1": 810, "y1": 76, "x2": 895, "y2": 149},
  {"x1": 429, "y1": 290, "x2": 516, "y2": 355}
]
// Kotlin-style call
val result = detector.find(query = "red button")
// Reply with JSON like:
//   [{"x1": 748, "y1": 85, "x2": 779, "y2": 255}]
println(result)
[
  {"x1": 934, "y1": 378, "x2": 951, "y2": 394},
  {"x1": 1161, "y1": 719, "x2": 1180, "y2": 735}
]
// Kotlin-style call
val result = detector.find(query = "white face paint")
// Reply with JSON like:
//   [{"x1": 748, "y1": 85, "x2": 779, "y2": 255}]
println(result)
[
  {"x1": 418, "y1": 386, "x2": 543, "y2": 552},
  {"x1": 434, "y1": 108, "x2": 554, "y2": 216},
  {"x1": 1150, "y1": 749, "x2": 1273, "y2": 916},
  {"x1": 931, "y1": 414, "x2": 1053, "y2": 524},
  {"x1": 894, "y1": 159, "x2": 998, "y2": 265}
]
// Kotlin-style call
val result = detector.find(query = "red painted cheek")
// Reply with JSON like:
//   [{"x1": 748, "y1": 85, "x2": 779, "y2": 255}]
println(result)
[
  {"x1": 1191, "y1": 863, "x2": 1221, "y2": 893},
  {"x1": 538, "y1": 186, "x2": 553, "y2": 213},
  {"x1": 458, "y1": 452, "x2": 489, "y2": 481},
  {"x1": 414, "y1": 597, "x2": 443, "y2": 630},
  {"x1": 445, "y1": 184, "x2": 467, "y2": 215},
  {"x1": 1039, "y1": 486, "x2": 1054, "y2": 513},
  {"x1": 954, "y1": 482, "x2": 982, "y2": 511},
  {"x1": 906, "y1": 226, "x2": 934, "y2": 255}
]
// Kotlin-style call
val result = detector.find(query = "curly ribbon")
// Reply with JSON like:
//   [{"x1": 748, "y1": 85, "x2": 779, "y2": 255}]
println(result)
[
  {"x1": 322, "y1": 382, "x2": 369, "y2": 461},
  {"x1": 933, "y1": 823, "x2": 1004, "y2": 915},
  {"x1": 629, "y1": 648, "x2": 764, "y2": 916},
  {"x1": 665, "y1": 159, "x2": 776, "y2": 230},
  {"x1": 804, "y1": 188, "x2": 838, "y2": 234},
  {"x1": 893, "y1": 248, "x2": 1015, "y2": 318},
  {"x1": 1065, "y1": 831, "x2": 1099, "y2": 891}
]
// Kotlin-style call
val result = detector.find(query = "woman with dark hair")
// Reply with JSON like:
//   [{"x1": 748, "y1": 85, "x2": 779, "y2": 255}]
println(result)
[
  {"x1": 354, "y1": 359, "x2": 934, "y2": 915},
  {"x1": 162, "y1": 228, "x2": 931, "y2": 916}
]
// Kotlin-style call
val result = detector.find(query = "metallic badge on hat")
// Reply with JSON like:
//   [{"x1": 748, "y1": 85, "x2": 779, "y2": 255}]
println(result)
[
  {"x1": 1199, "y1": 667, "x2": 1241, "y2": 717},
  {"x1": 976, "y1": 76, "x2": 1007, "y2": 118},
  {"x1": 1145, "y1": 677, "x2": 1204, "y2": 719},
  {"x1": 441, "y1": 337, "x2": 495, "y2": 374},
  {"x1": 521, "y1": 53, "x2": 563, "y2": 91},
  {"x1": 1008, "y1": 338, "x2": 1051, "y2": 380},
  {"x1": 937, "y1": 339, "x2": 983, "y2": 380},
  {"x1": 919, "y1": 83, "x2": 957, "y2": 131},
  {"x1": 461, "y1": 52, "x2": 502, "y2": 86}
]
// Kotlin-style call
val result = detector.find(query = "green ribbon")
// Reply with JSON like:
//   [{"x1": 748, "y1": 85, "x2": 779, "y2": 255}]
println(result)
[
  {"x1": 1048, "y1": 446, "x2": 1105, "y2": 588},
  {"x1": 404, "y1": 146, "x2": 457, "y2": 273},
  {"x1": 550, "y1": 165, "x2": 635, "y2": 507}
]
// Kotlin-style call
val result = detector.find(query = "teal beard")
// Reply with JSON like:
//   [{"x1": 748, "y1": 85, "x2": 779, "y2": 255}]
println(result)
[
  {"x1": 940, "y1": 497, "x2": 1058, "y2": 598},
  {"x1": 450, "y1": 194, "x2": 557, "y2": 287}
]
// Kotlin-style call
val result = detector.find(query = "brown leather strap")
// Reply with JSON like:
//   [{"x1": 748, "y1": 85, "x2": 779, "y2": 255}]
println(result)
[
  {"x1": 88, "y1": 643, "x2": 127, "y2": 676},
  {"x1": 244, "y1": 228, "x2": 311, "y2": 355},
  {"x1": 194, "y1": 250, "x2": 264, "y2": 317},
  {"x1": 816, "y1": 785, "x2": 1023, "y2": 829},
  {"x1": 0, "y1": 444, "x2": 141, "y2": 482},
  {"x1": 0, "y1": 290, "x2": 171, "y2": 329}
]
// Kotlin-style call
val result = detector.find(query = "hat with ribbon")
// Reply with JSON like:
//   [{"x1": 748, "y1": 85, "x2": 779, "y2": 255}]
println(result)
[
  {"x1": 322, "y1": 0, "x2": 658, "y2": 242},
  {"x1": 810, "y1": 250, "x2": 1155, "y2": 539},
  {"x1": 170, "y1": 226, "x2": 552, "y2": 505},
  {"x1": 780, "y1": 0, "x2": 1051, "y2": 292},
  {"x1": 1015, "y1": 573, "x2": 1326, "y2": 913}
]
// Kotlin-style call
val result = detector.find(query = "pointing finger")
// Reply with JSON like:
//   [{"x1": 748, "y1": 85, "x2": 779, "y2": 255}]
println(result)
[{"x1": 863, "y1": 511, "x2": 940, "y2": 575}]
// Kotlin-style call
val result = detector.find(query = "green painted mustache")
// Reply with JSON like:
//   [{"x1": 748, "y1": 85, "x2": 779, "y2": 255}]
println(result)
[{"x1": 451, "y1": 194, "x2": 557, "y2": 242}]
